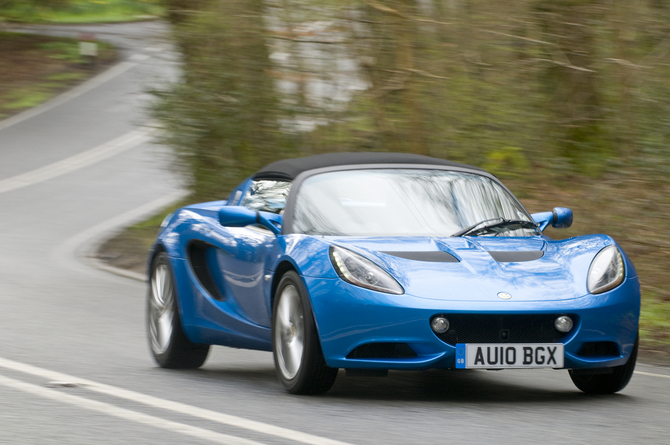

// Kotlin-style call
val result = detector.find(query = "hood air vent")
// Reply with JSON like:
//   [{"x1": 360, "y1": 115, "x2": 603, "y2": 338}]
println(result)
[
  {"x1": 382, "y1": 251, "x2": 459, "y2": 263},
  {"x1": 488, "y1": 251, "x2": 544, "y2": 262}
]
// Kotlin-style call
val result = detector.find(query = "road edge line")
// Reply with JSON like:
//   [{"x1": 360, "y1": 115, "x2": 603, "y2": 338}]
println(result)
[
  {"x1": 0, "y1": 356, "x2": 353, "y2": 445},
  {"x1": 0, "y1": 60, "x2": 137, "y2": 131},
  {"x1": 0, "y1": 127, "x2": 152, "y2": 195},
  {"x1": 0, "y1": 374, "x2": 263, "y2": 445},
  {"x1": 635, "y1": 370, "x2": 670, "y2": 379}
]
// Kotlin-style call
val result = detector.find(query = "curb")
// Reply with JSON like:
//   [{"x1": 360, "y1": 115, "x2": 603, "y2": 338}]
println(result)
[
  {"x1": 86, "y1": 255, "x2": 146, "y2": 282},
  {"x1": 54, "y1": 190, "x2": 189, "y2": 283}
]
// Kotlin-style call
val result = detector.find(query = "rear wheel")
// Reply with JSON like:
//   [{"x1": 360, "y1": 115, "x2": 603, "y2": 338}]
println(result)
[
  {"x1": 147, "y1": 252, "x2": 209, "y2": 369},
  {"x1": 569, "y1": 334, "x2": 638, "y2": 394},
  {"x1": 272, "y1": 271, "x2": 338, "y2": 394}
]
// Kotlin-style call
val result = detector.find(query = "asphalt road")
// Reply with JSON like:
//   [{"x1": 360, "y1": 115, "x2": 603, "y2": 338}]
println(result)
[{"x1": 1, "y1": 22, "x2": 669, "y2": 445}]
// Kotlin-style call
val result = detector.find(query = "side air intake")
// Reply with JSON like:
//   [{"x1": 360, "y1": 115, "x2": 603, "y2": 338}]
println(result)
[{"x1": 187, "y1": 241, "x2": 226, "y2": 301}]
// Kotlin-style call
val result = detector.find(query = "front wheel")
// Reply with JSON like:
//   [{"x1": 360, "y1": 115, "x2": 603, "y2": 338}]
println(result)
[
  {"x1": 569, "y1": 334, "x2": 638, "y2": 394},
  {"x1": 147, "y1": 252, "x2": 209, "y2": 369},
  {"x1": 272, "y1": 271, "x2": 338, "y2": 394}
]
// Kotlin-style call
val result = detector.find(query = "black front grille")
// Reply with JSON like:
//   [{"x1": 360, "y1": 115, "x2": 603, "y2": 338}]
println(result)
[
  {"x1": 346, "y1": 343, "x2": 417, "y2": 359},
  {"x1": 434, "y1": 313, "x2": 572, "y2": 346}
]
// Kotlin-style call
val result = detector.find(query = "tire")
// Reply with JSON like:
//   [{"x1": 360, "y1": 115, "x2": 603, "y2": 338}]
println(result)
[
  {"x1": 569, "y1": 334, "x2": 638, "y2": 394},
  {"x1": 272, "y1": 271, "x2": 338, "y2": 394},
  {"x1": 147, "y1": 252, "x2": 209, "y2": 369}
]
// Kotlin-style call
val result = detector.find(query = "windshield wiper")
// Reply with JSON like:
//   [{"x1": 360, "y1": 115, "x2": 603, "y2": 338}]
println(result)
[
  {"x1": 452, "y1": 218, "x2": 538, "y2": 237},
  {"x1": 451, "y1": 217, "x2": 504, "y2": 237}
]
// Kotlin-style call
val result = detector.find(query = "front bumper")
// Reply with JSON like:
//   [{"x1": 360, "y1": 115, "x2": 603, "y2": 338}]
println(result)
[{"x1": 305, "y1": 276, "x2": 640, "y2": 370}]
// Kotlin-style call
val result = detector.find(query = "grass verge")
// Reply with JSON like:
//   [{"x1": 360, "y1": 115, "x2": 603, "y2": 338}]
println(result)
[
  {"x1": 0, "y1": 31, "x2": 117, "y2": 120},
  {"x1": 0, "y1": 0, "x2": 162, "y2": 24},
  {"x1": 96, "y1": 199, "x2": 191, "y2": 275}
]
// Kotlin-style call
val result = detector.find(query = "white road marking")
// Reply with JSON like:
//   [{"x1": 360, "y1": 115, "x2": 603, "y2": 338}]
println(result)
[
  {"x1": 0, "y1": 357, "x2": 354, "y2": 445},
  {"x1": 130, "y1": 54, "x2": 152, "y2": 61},
  {"x1": 53, "y1": 189, "x2": 188, "y2": 280},
  {"x1": 0, "y1": 128, "x2": 152, "y2": 195},
  {"x1": 636, "y1": 371, "x2": 670, "y2": 379},
  {"x1": 0, "y1": 374, "x2": 263, "y2": 445},
  {"x1": 0, "y1": 61, "x2": 137, "y2": 131}
]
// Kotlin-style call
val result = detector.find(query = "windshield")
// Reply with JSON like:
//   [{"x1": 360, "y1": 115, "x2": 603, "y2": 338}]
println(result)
[{"x1": 292, "y1": 169, "x2": 535, "y2": 237}]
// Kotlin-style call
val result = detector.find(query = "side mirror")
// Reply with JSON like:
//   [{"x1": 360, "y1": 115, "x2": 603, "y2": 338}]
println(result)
[
  {"x1": 218, "y1": 206, "x2": 282, "y2": 235},
  {"x1": 531, "y1": 207, "x2": 573, "y2": 231}
]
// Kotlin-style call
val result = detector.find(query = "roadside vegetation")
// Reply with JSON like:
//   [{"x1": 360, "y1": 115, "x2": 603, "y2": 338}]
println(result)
[
  {"x1": 97, "y1": 199, "x2": 189, "y2": 273},
  {"x1": 0, "y1": 0, "x2": 161, "y2": 23},
  {"x1": 99, "y1": 0, "x2": 670, "y2": 351},
  {"x1": 0, "y1": 32, "x2": 116, "y2": 120}
]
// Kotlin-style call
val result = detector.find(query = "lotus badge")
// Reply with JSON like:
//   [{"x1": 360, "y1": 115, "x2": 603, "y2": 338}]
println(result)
[{"x1": 497, "y1": 292, "x2": 512, "y2": 300}]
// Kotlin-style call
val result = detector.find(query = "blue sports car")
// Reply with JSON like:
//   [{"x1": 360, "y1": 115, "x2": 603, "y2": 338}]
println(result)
[{"x1": 147, "y1": 153, "x2": 640, "y2": 395}]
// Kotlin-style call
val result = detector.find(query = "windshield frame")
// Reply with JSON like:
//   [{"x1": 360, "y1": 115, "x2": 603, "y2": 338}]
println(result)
[{"x1": 281, "y1": 164, "x2": 534, "y2": 236}]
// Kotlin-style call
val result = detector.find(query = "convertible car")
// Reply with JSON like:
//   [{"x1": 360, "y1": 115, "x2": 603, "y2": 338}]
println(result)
[{"x1": 147, "y1": 153, "x2": 640, "y2": 395}]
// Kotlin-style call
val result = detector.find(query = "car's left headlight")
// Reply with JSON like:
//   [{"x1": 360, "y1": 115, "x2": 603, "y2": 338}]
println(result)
[
  {"x1": 329, "y1": 245, "x2": 404, "y2": 295},
  {"x1": 587, "y1": 245, "x2": 625, "y2": 294}
]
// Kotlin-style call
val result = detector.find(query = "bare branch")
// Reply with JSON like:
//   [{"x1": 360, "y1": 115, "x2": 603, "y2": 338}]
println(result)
[
  {"x1": 376, "y1": 68, "x2": 449, "y2": 79},
  {"x1": 370, "y1": 70, "x2": 411, "y2": 98},
  {"x1": 481, "y1": 29, "x2": 555, "y2": 46},
  {"x1": 406, "y1": 68, "x2": 449, "y2": 80},
  {"x1": 604, "y1": 58, "x2": 648, "y2": 69},
  {"x1": 639, "y1": 34, "x2": 670, "y2": 67},
  {"x1": 363, "y1": 1, "x2": 452, "y2": 26},
  {"x1": 269, "y1": 35, "x2": 346, "y2": 44}
]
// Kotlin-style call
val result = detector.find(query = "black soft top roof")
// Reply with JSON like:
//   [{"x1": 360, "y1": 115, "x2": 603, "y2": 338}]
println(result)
[{"x1": 253, "y1": 152, "x2": 484, "y2": 181}]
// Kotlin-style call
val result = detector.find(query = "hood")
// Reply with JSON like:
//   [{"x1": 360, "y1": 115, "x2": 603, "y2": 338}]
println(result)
[{"x1": 326, "y1": 235, "x2": 618, "y2": 302}]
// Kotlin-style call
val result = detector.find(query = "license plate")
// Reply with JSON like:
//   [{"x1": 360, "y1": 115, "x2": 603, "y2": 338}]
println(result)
[{"x1": 455, "y1": 343, "x2": 564, "y2": 369}]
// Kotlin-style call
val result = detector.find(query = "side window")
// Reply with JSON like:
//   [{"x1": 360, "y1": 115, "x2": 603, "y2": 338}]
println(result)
[
  {"x1": 241, "y1": 180, "x2": 291, "y2": 214},
  {"x1": 229, "y1": 189, "x2": 243, "y2": 205}
]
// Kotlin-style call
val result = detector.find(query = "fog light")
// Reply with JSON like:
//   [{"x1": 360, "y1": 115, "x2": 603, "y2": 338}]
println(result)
[
  {"x1": 431, "y1": 316, "x2": 450, "y2": 334},
  {"x1": 554, "y1": 315, "x2": 573, "y2": 333}
]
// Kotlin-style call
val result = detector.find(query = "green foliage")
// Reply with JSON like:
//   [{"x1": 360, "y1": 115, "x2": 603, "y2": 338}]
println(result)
[
  {"x1": 484, "y1": 147, "x2": 530, "y2": 178},
  {"x1": 39, "y1": 41, "x2": 84, "y2": 62},
  {"x1": 152, "y1": 0, "x2": 670, "y2": 201},
  {"x1": 45, "y1": 72, "x2": 86, "y2": 81},
  {"x1": 641, "y1": 292, "x2": 670, "y2": 345},
  {"x1": 3, "y1": 88, "x2": 51, "y2": 109},
  {"x1": 0, "y1": 0, "x2": 162, "y2": 23},
  {"x1": 152, "y1": 0, "x2": 670, "y2": 194},
  {"x1": 0, "y1": 32, "x2": 117, "y2": 117},
  {"x1": 151, "y1": 0, "x2": 299, "y2": 201},
  {"x1": 36, "y1": 38, "x2": 113, "y2": 62}
]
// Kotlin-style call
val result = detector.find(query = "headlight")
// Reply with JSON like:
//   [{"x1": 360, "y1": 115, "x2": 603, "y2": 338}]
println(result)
[
  {"x1": 587, "y1": 245, "x2": 625, "y2": 294},
  {"x1": 329, "y1": 245, "x2": 404, "y2": 295}
]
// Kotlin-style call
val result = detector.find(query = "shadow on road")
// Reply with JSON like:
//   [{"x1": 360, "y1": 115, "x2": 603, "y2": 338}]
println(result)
[
  {"x1": 329, "y1": 370, "x2": 586, "y2": 403},
  {"x1": 168, "y1": 366, "x2": 635, "y2": 404}
]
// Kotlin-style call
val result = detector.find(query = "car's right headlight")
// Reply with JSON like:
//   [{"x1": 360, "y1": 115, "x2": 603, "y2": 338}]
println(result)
[
  {"x1": 329, "y1": 245, "x2": 404, "y2": 295},
  {"x1": 587, "y1": 245, "x2": 625, "y2": 294}
]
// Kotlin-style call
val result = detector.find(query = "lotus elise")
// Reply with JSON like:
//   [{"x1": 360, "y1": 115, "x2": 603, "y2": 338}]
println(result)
[{"x1": 147, "y1": 153, "x2": 640, "y2": 394}]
